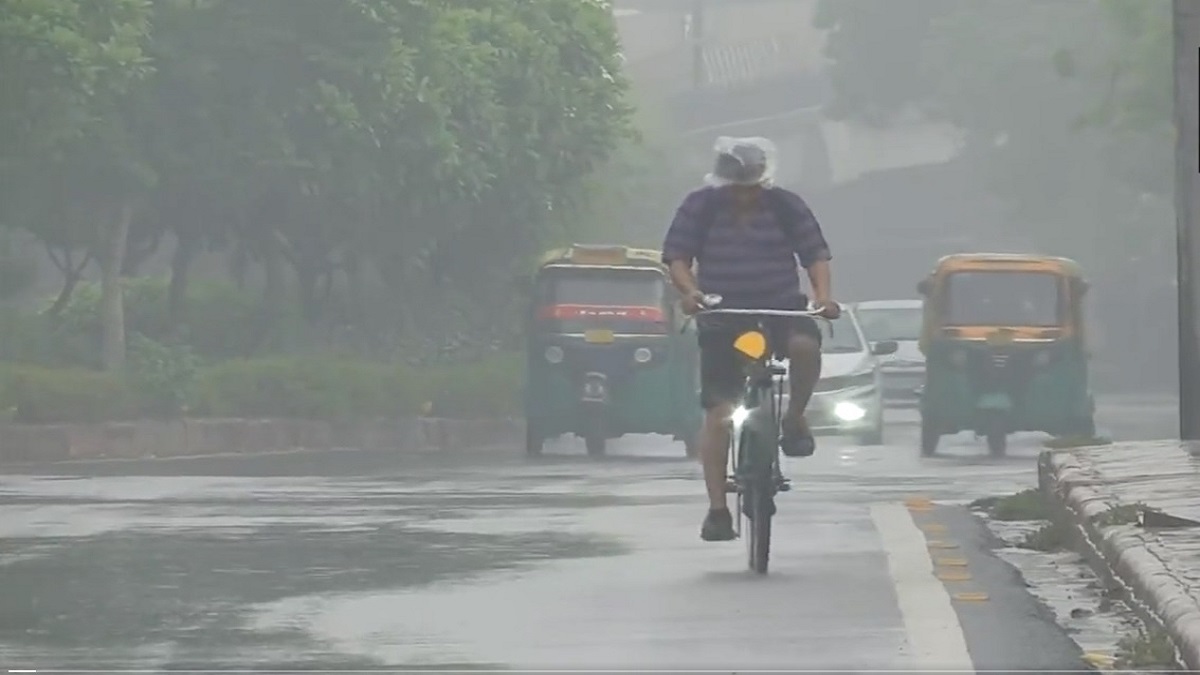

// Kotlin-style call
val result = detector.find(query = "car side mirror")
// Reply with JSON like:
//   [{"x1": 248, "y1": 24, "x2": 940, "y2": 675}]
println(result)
[{"x1": 871, "y1": 340, "x2": 899, "y2": 356}]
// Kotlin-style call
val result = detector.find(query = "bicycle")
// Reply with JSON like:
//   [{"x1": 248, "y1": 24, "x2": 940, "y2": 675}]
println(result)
[{"x1": 689, "y1": 294, "x2": 833, "y2": 574}]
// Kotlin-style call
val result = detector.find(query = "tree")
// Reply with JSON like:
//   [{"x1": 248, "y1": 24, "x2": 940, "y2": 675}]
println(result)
[{"x1": 0, "y1": 0, "x2": 154, "y2": 370}]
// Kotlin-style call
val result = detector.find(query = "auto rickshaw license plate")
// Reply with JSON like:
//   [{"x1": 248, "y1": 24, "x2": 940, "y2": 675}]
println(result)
[{"x1": 584, "y1": 329, "x2": 615, "y2": 344}]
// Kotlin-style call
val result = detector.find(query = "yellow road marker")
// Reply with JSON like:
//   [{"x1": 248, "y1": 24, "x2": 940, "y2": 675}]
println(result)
[
  {"x1": 935, "y1": 570, "x2": 972, "y2": 582},
  {"x1": 919, "y1": 523, "x2": 947, "y2": 533},
  {"x1": 1082, "y1": 653, "x2": 1115, "y2": 669},
  {"x1": 927, "y1": 540, "x2": 958, "y2": 549},
  {"x1": 904, "y1": 496, "x2": 934, "y2": 511},
  {"x1": 935, "y1": 557, "x2": 969, "y2": 567},
  {"x1": 952, "y1": 592, "x2": 989, "y2": 602}
]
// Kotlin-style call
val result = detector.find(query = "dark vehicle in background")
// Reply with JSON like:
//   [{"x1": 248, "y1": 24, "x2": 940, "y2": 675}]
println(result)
[
  {"x1": 916, "y1": 253, "x2": 1096, "y2": 457},
  {"x1": 852, "y1": 299, "x2": 924, "y2": 407},
  {"x1": 521, "y1": 245, "x2": 702, "y2": 458}
]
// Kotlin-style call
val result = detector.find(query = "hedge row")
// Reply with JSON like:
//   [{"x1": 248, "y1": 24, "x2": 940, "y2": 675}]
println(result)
[{"x1": 0, "y1": 352, "x2": 522, "y2": 424}]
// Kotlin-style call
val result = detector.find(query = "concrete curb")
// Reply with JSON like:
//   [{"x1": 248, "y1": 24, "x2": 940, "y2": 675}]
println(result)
[
  {"x1": 0, "y1": 416, "x2": 525, "y2": 466},
  {"x1": 1038, "y1": 448, "x2": 1198, "y2": 669}
]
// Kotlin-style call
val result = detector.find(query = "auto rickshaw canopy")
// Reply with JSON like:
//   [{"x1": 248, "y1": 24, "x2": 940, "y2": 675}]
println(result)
[
  {"x1": 916, "y1": 252, "x2": 1089, "y2": 351},
  {"x1": 537, "y1": 244, "x2": 667, "y2": 272}
]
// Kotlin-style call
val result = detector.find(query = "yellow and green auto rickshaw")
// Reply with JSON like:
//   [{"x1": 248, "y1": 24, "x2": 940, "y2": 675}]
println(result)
[
  {"x1": 916, "y1": 253, "x2": 1095, "y2": 457},
  {"x1": 522, "y1": 244, "x2": 702, "y2": 458}
]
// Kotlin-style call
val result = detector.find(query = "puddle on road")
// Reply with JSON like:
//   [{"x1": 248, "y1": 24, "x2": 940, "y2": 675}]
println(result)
[
  {"x1": 980, "y1": 515, "x2": 1141, "y2": 664},
  {"x1": 0, "y1": 523, "x2": 625, "y2": 670}
]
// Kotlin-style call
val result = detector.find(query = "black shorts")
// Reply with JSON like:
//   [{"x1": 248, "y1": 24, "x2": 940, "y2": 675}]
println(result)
[{"x1": 697, "y1": 314, "x2": 823, "y2": 410}]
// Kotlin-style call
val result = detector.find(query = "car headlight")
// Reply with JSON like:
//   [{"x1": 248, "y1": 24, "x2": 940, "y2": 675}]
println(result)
[
  {"x1": 834, "y1": 401, "x2": 867, "y2": 422},
  {"x1": 544, "y1": 345, "x2": 564, "y2": 364},
  {"x1": 633, "y1": 347, "x2": 652, "y2": 363}
]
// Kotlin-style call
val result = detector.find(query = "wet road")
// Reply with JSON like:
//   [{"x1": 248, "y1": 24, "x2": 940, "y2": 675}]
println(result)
[{"x1": 0, "y1": 394, "x2": 1176, "y2": 671}]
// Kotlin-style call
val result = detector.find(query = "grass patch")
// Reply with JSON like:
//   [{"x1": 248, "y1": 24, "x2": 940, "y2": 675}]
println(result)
[
  {"x1": 1044, "y1": 434, "x2": 1113, "y2": 449},
  {"x1": 1019, "y1": 521, "x2": 1069, "y2": 551},
  {"x1": 1094, "y1": 503, "x2": 1146, "y2": 528},
  {"x1": 971, "y1": 488, "x2": 1047, "y2": 521},
  {"x1": 1115, "y1": 627, "x2": 1177, "y2": 669}
]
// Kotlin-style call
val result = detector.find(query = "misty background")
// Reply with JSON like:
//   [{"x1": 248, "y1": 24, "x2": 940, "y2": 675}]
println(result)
[{"x1": 0, "y1": 0, "x2": 1181, "y2": 425}]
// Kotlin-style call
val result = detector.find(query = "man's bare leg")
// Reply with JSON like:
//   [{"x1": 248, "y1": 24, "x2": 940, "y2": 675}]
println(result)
[
  {"x1": 700, "y1": 402, "x2": 733, "y2": 509},
  {"x1": 782, "y1": 333, "x2": 822, "y2": 457},
  {"x1": 698, "y1": 401, "x2": 737, "y2": 541}
]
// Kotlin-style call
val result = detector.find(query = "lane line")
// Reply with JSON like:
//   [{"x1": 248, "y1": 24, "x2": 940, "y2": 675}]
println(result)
[{"x1": 870, "y1": 503, "x2": 976, "y2": 672}]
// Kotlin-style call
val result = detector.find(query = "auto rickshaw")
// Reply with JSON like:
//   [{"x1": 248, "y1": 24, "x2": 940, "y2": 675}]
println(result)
[
  {"x1": 916, "y1": 253, "x2": 1095, "y2": 457},
  {"x1": 522, "y1": 244, "x2": 703, "y2": 457}
]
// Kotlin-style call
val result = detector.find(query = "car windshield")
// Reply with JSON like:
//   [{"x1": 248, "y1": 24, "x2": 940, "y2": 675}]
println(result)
[
  {"x1": 856, "y1": 306, "x2": 922, "y2": 342},
  {"x1": 944, "y1": 271, "x2": 1062, "y2": 327},
  {"x1": 820, "y1": 314, "x2": 864, "y2": 354}
]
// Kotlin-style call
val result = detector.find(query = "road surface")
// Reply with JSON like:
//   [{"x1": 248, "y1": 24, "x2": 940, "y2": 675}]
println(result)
[{"x1": 0, "y1": 394, "x2": 1176, "y2": 671}]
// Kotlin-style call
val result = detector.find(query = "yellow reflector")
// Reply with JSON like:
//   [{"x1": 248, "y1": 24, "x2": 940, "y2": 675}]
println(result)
[
  {"x1": 584, "y1": 329, "x2": 615, "y2": 344},
  {"x1": 732, "y1": 331, "x2": 767, "y2": 359},
  {"x1": 936, "y1": 570, "x2": 971, "y2": 582}
]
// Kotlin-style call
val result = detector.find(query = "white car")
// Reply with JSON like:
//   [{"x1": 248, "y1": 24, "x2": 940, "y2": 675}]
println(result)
[
  {"x1": 853, "y1": 299, "x2": 925, "y2": 407},
  {"x1": 782, "y1": 309, "x2": 897, "y2": 445}
]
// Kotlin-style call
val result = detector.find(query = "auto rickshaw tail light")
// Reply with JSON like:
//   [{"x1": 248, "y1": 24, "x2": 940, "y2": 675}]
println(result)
[{"x1": 733, "y1": 331, "x2": 767, "y2": 360}]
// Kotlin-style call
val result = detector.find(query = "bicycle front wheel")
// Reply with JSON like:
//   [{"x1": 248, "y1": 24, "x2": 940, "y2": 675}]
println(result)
[{"x1": 746, "y1": 484, "x2": 773, "y2": 574}]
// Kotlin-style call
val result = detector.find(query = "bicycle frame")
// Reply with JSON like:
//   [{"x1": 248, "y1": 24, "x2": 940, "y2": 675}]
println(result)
[{"x1": 691, "y1": 298, "x2": 832, "y2": 573}]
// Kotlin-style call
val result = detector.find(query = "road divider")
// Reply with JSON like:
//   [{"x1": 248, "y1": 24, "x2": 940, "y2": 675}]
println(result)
[{"x1": 0, "y1": 417, "x2": 525, "y2": 465}]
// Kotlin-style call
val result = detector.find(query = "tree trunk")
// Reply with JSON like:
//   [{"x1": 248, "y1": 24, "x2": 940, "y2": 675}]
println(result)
[
  {"x1": 100, "y1": 202, "x2": 133, "y2": 371},
  {"x1": 47, "y1": 250, "x2": 90, "y2": 318},
  {"x1": 168, "y1": 234, "x2": 197, "y2": 329}
]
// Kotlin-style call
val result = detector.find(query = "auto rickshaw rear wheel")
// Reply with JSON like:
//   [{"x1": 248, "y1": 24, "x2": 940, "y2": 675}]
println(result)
[
  {"x1": 986, "y1": 431, "x2": 1007, "y2": 457},
  {"x1": 919, "y1": 416, "x2": 939, "y2": 457},
  {"x1": 585, "y1": 434, "x2": 606, "y2": 457}
]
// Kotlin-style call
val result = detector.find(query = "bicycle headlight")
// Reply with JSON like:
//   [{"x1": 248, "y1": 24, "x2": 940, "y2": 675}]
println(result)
[
  {"x1": 730, "y1": 406, "x2": 751, "y2": 426},
  {"x1": 544, "y1": 345, "x2": 564, "y2": 364}
]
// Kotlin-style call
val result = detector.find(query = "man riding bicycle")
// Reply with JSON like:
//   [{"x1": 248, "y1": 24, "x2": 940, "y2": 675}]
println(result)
[{"x1": 661, "y1": 137, "x2": 840, "y2": 542}]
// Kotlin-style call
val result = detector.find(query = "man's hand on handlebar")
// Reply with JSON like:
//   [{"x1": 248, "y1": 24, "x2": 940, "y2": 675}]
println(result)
[
  {"x1": 680, "y1": 290, "x2": 707, "y2": 316},
  {"x1": 812, "y1": 298, "x2": 841, "y2": 319}
]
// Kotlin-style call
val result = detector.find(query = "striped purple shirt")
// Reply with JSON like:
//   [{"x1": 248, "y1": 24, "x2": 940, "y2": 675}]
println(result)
[{"x1": 661, "y1": 185, "x2": 831, "y2": 309}]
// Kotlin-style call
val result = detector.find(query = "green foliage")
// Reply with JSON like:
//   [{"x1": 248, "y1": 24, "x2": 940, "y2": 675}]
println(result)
[
  {"x1": 51, "y1": 277, "x2": 300, "y2": 363},
  {"x1": 0, "y1": 364, "x2": 136, "y2": 424},
  {"x1": 190, "y1": 352, "x2": 521, "y2": 421},
  {"x1": 0, "y1": 352, "x2": 522, "y2": 424},
  {"x1": 0, "y1": 0, "x2": 635, "y2": 355},
  {"x1": 125, "y1": 333, "x2": 199, "y2": 418}
]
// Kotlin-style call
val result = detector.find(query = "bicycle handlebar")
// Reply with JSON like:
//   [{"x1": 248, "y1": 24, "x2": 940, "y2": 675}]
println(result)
[
  {"x1": 694, "y1": 293, "x2": 837, "y2": 318},
  {"x1": 678, "y1": 293, "x2": 838, "y2": 334}
]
